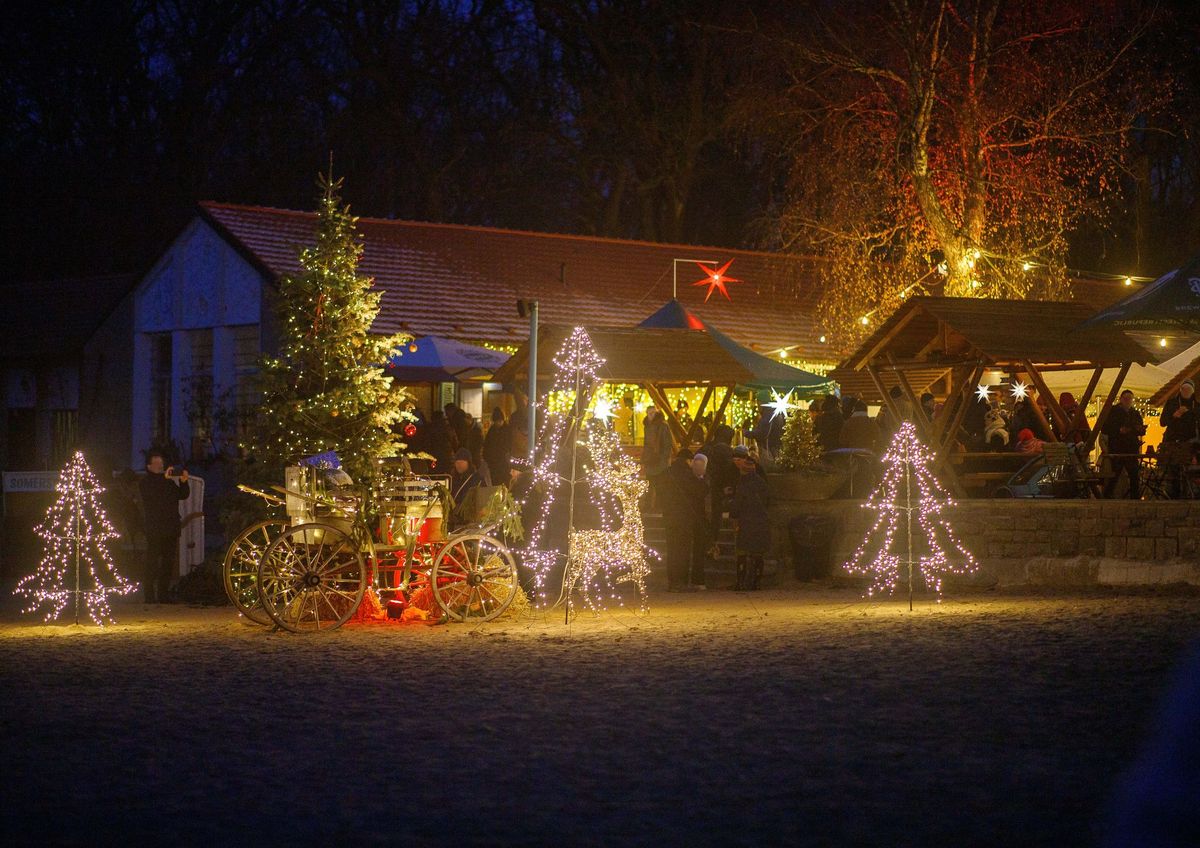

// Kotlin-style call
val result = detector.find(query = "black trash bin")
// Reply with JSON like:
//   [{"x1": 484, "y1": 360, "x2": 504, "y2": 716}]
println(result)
[{"x1": 788, "y1": 514, "x2": 838, "y2": 581}]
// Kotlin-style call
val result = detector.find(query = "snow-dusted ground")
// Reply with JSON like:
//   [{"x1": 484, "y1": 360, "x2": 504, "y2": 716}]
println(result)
[{"x1": 2, "y1": 589, "x2": 1199, "y2": 847}]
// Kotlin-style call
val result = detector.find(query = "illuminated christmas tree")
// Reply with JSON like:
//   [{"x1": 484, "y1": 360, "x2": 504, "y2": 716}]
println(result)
[
  {"x1": 242, "y1": 172, "x2": 412, "y2": 488},
  {"x1": 776, "y1": 406, "x2": 822, "y2": 471},
  {"x1": 521, "y1": 327, "x2": 605, "y2": 606},
  {"x1": 842, "y1": 422, "x2": 977, "y2": 609},
  {"x1": 15, "y1": 451, "x2": 137, "y2": 625}
]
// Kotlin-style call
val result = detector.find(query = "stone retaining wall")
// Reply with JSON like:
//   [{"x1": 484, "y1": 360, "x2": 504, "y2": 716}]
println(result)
[{"x1": 769, "y1": 477, "x2": 1200, "y2": 587}]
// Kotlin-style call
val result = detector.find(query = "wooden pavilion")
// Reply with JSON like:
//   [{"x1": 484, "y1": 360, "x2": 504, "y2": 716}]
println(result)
[
  {"x1": 830, "y1": 297, "x2": 1155, "y2": 494},
  {"x1": 494, "y1": 325, "x2": 762, "y2": 446}
]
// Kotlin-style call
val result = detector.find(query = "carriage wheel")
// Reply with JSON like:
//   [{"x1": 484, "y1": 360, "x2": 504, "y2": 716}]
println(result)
[
  {"x1": 431, "y1": 534, "x2": 519, "y2": 622},
  {"x1": 258, "y1": 523, "x2": 366, "y2": 633},
  {"x1": 223, "y1": 520, "x2": 286, "y2": 625}
]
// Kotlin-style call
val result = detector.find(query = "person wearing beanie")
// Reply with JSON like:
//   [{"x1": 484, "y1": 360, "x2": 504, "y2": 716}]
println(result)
[{"x1": 1016, "y1": 427, "x2": 1044, "y2": 455}]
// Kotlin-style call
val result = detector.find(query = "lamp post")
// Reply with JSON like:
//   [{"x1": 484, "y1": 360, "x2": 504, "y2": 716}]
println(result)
[{"x1": 517, "y1": 299, "x2": 539, "y2": 460}]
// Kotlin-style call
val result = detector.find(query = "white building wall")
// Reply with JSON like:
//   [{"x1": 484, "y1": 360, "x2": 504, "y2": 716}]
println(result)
[{"x1": 131, "y1": 218, "x2": 264, "y2": 467}]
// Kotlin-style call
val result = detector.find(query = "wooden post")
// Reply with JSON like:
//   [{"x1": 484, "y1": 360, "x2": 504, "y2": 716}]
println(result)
[
  {"x1": 684, "y1": 384, "x2": 715, "y2": 445},
  {"x1": 704, "y1": 386, "x2": 735, "y2": 442},
  {"x1": 1087, "y1": 362, "x2": 1131, "y2": 452},
  {"x1": 644, "y1": 383, "x2": 686, "y2": 446},
  {"x1": 1023, "y1": 360, "x2": 1069, "y2": 435},
  {"x1": 888, "y1": 353, "x2": 934, "y2": 444}
]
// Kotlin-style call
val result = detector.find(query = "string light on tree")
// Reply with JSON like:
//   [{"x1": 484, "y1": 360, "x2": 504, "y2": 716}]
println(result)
[
  {"x1": 14, "y1": 451, "x2": 137, "y2": 626},
  {"x1": 842, "y1": 423, "x2": 978, "y2": 609},
  {"x1": 241, "y1": 171, "x2": 413, "y2": 493}
]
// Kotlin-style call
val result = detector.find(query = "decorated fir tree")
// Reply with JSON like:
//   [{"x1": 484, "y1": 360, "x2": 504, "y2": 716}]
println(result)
[
  {"x1": 776, "y1": 407, "x2": 822, "y2": 471},
  {"x1": 243, "y1": 174, "x2": 411, "y2": 486},
  {"x1": 15, "y1": 452, "x2": 137, "y2": 625},
  {"x1": 842, "y1": 422, "x2": 977, "y2": 609}
]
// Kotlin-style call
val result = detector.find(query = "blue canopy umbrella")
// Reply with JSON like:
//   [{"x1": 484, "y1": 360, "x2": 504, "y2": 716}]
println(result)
[
  {"x1": 388, "y1": 335, "x2": 510, "y2": 383},
  {"x1": 1082, "y1": 254, "x2": 1200, "y2": 333},
  {"x1": 638, "y1": 299, "x2": 834, "y2": 397}
]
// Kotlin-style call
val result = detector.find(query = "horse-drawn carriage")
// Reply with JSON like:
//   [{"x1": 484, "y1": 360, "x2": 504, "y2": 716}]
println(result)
[{"x1": 222, "y1": 460, "x2": 520, "y2": 632}]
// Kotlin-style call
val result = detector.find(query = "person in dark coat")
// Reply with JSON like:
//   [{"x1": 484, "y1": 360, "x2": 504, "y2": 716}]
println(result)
[
  {"x1": 427, "y1": 410, "x2": 456, "y2": 473},
  {"x1": 138, "y1": 450, "x2": 189, "y2": 604},
  {"x1": 731, "y1": 445, "x2": 770, "y2": 590},
  {"x1": 839, "y1": 400, "x2": 882, "y2": 454},
  {"x1": 702, "y1": 423, "x2": 737, "y2": 526},
  {"x1": 815, "y1": 394, "x2": 844, "y2": 453},
  {"x1": 461, "y1": 412, "x2": 484, "y2": 468},
  {"x1": 1160, "y1": 379, "x2": 1199, "y2": 498},
  {"x1": 662, "y1": 449, "x2": 708, "y2": 591},
  {"x1": 449, "y1": 448, "x2": 484, "y2": 528},
  {"x1": 640, "y1": 405, "x2": 673, "y2": 510},
  {"x1": 1103, "y1": 390, "x2": 1146, "y2": 499},
  {"x1": 482, "y1": 407, "x2": 512, "y2": 485}
]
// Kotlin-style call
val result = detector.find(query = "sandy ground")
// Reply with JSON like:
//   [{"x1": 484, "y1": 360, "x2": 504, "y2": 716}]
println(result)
[{"x1": 2, "y1": 588, "x2": 1199, "y2": 847}]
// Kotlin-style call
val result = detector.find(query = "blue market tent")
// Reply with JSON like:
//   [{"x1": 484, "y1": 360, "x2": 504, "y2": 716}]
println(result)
[
  {"x1": 638, "y1": 299, "x2": 834, "y2": 397},
  {"x1": 387, "y1": 335, "x2": 509, "y2": 383},
  {"x1": 1082, "y1": 254, "x2": 1200, "y2": 335}
]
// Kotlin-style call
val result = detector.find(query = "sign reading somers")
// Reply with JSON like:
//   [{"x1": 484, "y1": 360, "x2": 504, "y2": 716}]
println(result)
[{"x1": 2, "y1": 471, "x2": 58, "y2": 493}]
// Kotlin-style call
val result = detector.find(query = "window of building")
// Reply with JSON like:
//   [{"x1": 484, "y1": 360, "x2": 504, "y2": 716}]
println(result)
[
  {"x1": 231, "y1": 325, "x2": 260, "y2": 444},
  {"x1": 149, "y1": 333, "x2": 172, "y2": 444},
  {"x1": 186, "y1": 328, "x2": 214, "y2": 458}
]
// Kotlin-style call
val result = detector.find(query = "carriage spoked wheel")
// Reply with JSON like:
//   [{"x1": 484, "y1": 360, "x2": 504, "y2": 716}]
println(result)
[
  {"x1": 431, "y1": 533, "x2": 519, "y2": 622},
  {"x1": 257, "y1": 523, "x2": 366, "y2": 633},
  {"x1": 223, "y1": 520, "x2": 287, "y2": 625}
]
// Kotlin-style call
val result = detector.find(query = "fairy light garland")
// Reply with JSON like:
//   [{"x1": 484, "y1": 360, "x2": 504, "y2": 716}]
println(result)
[
  {"x1": 521, "y1": 328, "x2": 652, "y2": 614},
  {"x1": 14, "y1": 451, "x2": 137, "y2": 626},
  {"x1": 842, "y1": 423, "x2": 977, "y2": 608},
  {"x1": 564, "y1": 425, "x2": 653, "y2": 614},
  {"x1": 522, "y1": 327, "x2": 605, "y2": 605}
]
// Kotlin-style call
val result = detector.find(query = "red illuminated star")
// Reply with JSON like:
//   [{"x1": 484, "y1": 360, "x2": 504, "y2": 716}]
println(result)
[{"x1": 691, "y1": 259, "x2": 742, "y2": 302}]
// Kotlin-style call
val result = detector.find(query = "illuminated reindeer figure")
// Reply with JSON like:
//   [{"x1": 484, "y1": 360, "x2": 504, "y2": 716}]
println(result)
[{"x1": 564, "y1": 428, "x2": 653, "y2": 613}]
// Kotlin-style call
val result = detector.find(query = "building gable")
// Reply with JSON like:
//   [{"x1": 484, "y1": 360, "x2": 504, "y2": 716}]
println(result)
[{"x1": 136, "y1": 218, "x2": 263, "y2": 333}]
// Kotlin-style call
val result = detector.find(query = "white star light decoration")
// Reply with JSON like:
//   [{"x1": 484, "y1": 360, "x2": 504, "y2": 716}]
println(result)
[
  {"x1": 591, "y1": 396, "x2": 615, "y2": 423},
  {"x1": 980, "y1": 380, "x2": 1029, "y2": 403},
  {"x1": 764, "y1": 389, "x2": 798, "y2": 420}
]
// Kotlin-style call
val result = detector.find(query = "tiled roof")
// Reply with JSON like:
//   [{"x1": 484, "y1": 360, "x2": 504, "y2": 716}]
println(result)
[
  {"x1": 0, "y1": 274, "x2": 136, "y2": 360},
  {"x1": 198, "y1": 202, "x2": 828, "y2": 359}
]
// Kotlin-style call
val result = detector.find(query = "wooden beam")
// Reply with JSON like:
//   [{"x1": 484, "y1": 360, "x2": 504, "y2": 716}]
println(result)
[
  {"x1": 704, "y1": 386, "x2": 736, "y2": 442},
  {"x1": 1086, "y1": 362, "x2": 1131, "y2": 452},
  {"x1": 889, "y1": 353, "x2": 934, "y2": 444},
  {"x1": 1023, "y1": 360, "x2": 1069, "y2": 435},
  {"x1": 936, "y1": 362, "x2": 984, "y2": 466},
  {"x1": 849, "y1": 307, "x2": 922, "y2": 370},
  {"x1": 1077, "y1": 367, "x2": 1104, "y2": 415},
  {"x1": 644, "y1": 383, "x2": 685, "y2": 446},
  {"x1": 866, "y1": 364, "x2": 902, "y2": 423},
  {"x1": 684, "y1": 384, "x2": 715, "y2": 444}
]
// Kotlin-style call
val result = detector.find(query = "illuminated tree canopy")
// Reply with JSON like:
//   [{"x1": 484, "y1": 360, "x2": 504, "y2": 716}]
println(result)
[{"x1": 757, "y1": 0, "x2": 1169, "y2": 350}]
